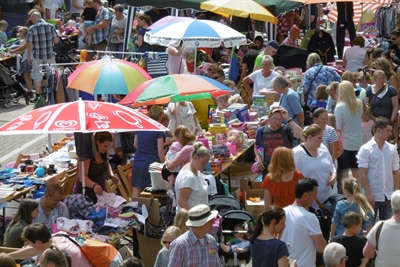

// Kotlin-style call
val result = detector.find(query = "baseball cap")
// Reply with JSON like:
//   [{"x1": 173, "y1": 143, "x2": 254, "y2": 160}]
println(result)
[{"x1": 266, "y1": 40, "x2": 279, "y2": 50}]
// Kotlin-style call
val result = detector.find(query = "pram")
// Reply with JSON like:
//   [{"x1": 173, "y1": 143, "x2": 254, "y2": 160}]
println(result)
[
  {"x1": 215, "y1": 208, "x2": 256, "y2": 266},
  {"x1": 0, "y1": 63, "x2": 29, "y2": 108},
  {"x1": 54, "y1": 35, "x2": 79, "y2": 63}
]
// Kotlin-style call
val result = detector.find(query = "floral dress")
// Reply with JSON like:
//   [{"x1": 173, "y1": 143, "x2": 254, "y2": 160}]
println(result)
[{"x1": 166, "y1": 101, "x2": 200, "y2": 134}]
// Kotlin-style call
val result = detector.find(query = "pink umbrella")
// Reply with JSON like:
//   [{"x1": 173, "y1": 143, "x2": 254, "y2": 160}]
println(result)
[{"x1": 0, "y1": 99, "x2": 166, "y2": 135}]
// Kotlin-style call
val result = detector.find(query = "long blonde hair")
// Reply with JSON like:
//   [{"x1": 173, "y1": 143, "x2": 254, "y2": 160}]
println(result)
[
  {"x1": 342, "y1": 178, "x2": 374, "y2": 220},
  {"x1": 173, "y1": 208, "x2": 189, "y2": 233},
  {"x1": 267, "y1": 147, "x2": 296, "y2": 182},
  {"x1": 337, "y1": 81, "x2": 362, "y2": 116}
]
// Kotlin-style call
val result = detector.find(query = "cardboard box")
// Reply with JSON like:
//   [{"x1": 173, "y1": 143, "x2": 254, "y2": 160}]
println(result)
[
  {"x1": 244, "y1": 189, "x2": 265, "y2": 218},
  {"x1": 229, "y1": 163, "x2": 263, "y2": 189}
]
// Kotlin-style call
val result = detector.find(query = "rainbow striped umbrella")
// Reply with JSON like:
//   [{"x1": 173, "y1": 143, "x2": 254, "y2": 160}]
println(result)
[
  {"x1": 67, "y1": 58, "x2": 151, "y2": 95},
  {"x1": 119, "y1": 74, "x2": 233, "y2": 107}
]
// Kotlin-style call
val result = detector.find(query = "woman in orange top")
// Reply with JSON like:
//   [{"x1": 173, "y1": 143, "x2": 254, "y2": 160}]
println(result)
[{"x1": 262, "y1": 147, "x2": 303, "y2": 209}]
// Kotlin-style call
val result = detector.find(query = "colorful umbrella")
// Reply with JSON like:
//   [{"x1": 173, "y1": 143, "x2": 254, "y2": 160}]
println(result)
[
  {"x1": 67, "y1": 58, "x2": 152, "y2": 95},
  {"x1": 144, "y1": 18, "x2": 247, "y2": 48},
  {"x1": 119, "y1": 74, "x2": 233, "y2": 107},
  {"x1": 200, "y1": 0, "x2": 278, "y2": 24},
  {"x1": 0, "y1": 99, "x2": 166, "y2": 135},
  {"x1": 147, "y1": 15, "x2": 193, "y2": 30},
  {"x1": 328, "y1": 0, "x2": 391, "y2": 24}
]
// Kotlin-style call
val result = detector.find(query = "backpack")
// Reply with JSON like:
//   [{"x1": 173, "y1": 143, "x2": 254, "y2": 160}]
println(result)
[
  {"x1": 119, "y1": 132, "x2": 136, "y2": 153},
  {"x1": 55, "y1": 234, "x2": 123, "y2": 267}
]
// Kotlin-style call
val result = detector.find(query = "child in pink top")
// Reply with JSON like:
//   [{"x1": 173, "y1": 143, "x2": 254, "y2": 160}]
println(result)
[
  {"x1": 361, "y1": 104, "x2": 374, "y2": 144},
  {"x1": 162, "y1": 126, "x2": 196, "y2": 201}
]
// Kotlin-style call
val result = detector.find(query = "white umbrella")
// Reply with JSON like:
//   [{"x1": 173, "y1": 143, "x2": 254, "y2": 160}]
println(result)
[{"x1": 144, "y1": 18, "x2": 247, "y2": 48}]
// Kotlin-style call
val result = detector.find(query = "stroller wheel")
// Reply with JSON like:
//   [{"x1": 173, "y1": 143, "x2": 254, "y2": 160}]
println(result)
[
  {"x1": 12, "y1": 97, "x2": 19, "y2": 104},
  {"x1": 3, "y1": 100, "x2": 12, "y2": 108}
]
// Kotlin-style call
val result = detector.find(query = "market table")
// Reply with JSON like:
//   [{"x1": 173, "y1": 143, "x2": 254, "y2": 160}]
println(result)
[{"x1": 214, "y1": 140, "x2": 254, "y2": 192}]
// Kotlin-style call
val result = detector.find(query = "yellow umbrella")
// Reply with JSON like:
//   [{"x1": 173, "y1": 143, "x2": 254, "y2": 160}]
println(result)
[{"x1": 200, "y1": 0, "x2": 278, "y2": 24}]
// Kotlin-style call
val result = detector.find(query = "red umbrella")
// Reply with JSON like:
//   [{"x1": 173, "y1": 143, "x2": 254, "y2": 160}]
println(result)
[{"x1": 0, "y1": 99, "x2": 166, "y2": 135}]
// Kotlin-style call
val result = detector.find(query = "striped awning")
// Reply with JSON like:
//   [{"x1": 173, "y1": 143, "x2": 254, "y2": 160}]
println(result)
[{"x1": 328, "y1": 0, "x2": 392, "y2": 24}]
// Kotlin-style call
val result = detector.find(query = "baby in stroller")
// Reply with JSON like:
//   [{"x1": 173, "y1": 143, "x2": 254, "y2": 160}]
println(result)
[{"x1": 221, "y1": 223, "x2": 250, "y2": 253}]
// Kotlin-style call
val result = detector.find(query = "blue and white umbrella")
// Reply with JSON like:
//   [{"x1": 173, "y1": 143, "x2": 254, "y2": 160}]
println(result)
[{"x1": 144, "y1": 18, "x2": 247, "y2": 48}]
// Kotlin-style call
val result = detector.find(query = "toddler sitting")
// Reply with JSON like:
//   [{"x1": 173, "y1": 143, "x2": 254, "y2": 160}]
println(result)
[{"x1": 221, "y1": 223, "x2": 250, "y2": 253}]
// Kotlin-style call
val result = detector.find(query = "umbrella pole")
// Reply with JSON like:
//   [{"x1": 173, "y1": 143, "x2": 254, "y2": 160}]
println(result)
[
  {"x1": 81, "y1": 160, "x2": 85, "y2": 195},
  {"x1": 47, "y1": 134, "x2": 52, "y2": 153},
  {"x1": 194, "y1": 48, "x2": 197, "y2": 75}
]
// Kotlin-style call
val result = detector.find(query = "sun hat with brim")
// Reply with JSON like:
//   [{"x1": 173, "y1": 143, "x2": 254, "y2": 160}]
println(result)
[{"x1": 186, "y1": 204, "x2": 218, "y2": 227}]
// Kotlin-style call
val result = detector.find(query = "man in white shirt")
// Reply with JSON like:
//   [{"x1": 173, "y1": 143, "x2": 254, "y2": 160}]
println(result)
[
  {"x1": 45, "y1": 0, "x2": 61, "y2": 20},
  {"x1": 358, "y1": 116, "x2": 400, "y2": 221},
  {"x1": 281, "y1": 177, "x2": 326, "y2": 267}
]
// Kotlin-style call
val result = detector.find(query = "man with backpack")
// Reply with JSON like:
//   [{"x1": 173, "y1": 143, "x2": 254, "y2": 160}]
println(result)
[{"x1": 255, "y1": 106, "x2": 303, "y2": 176}]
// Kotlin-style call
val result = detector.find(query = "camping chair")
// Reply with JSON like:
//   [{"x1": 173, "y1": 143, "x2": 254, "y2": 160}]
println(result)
[
  {"x1": 105, "y1": 178, "x2": 130, "y2": 203},
  {"x1": 116, "y1": 161, "x2": 133, "y2": 197}
]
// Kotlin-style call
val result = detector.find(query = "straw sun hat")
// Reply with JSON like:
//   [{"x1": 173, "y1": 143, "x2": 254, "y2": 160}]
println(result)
[{"x1": 185, "y1": 204, "x2": 218, "y2": 227}]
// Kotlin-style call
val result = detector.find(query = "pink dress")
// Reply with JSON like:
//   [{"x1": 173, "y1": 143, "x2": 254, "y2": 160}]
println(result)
[{"x1": 361, "y1": 119, "x2": 374, "y2": 144}]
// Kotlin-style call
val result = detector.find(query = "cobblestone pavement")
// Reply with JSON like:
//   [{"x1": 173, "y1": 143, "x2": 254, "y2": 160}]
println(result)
[{"x1": 0, "y1": 103, "x2": 64, "y2": 167}]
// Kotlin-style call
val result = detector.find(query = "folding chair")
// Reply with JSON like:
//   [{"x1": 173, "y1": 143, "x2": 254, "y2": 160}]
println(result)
[
  {"x1": 13, "y1": 154, "x2": 31, "y2": 169},
  {"x1": 58, "y1": 166, "x2": 78, "y2": 199},
  {"x1": 116, "y1": 161, "x2": 133, "y2": 197},
  {"x1": 105, "y1": 178, "x2": 130, "y2": 203}
]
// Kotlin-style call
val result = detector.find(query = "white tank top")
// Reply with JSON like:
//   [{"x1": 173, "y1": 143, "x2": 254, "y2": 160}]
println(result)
[{"x1": 344, "y1": 45, "x2": 366, "y2": 72}]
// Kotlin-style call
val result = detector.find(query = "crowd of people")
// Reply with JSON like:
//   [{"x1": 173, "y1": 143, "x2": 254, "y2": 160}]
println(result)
[{"x1": 2, "y1": 1, "x2": 400, "y2": 267}]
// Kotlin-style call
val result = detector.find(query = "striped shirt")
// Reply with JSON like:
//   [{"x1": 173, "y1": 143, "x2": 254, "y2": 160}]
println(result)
[
  {"x1": 92, "y1": 7, "x2": 111, "y2": 45},
  {"x1": 26, "y1": 20, "x2": 57, "y2": 60},
  {"x1": 168, "y1": 228, "x2": 221, "y2": 267}
]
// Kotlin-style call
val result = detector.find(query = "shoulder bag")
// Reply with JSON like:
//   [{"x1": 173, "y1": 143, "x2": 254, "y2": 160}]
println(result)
[
  {"x1": 368, "y1": 221, "x2": 385, "y2": 267},
  {"x1": 368, "y1": 84, "x2": 387, "y2": 104}
]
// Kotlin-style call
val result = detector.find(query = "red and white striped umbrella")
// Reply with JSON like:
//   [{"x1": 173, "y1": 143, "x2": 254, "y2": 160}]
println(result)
[{"x1": 328, "y1": 0, "x2": 392, "y2": 24}]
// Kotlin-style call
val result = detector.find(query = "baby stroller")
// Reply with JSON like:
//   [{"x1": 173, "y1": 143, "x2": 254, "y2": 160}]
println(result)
[
  {"x1": 216, "y1": 210, "x2": 256, "y2": 267},
  {"x1": 0, "y1": 63, "x2": 29, "y2": 108}
]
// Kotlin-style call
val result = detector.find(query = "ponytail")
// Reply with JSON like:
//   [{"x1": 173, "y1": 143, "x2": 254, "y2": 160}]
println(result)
[{"x1": 343, "y1": 178, "x2": 374, "y2": 220}]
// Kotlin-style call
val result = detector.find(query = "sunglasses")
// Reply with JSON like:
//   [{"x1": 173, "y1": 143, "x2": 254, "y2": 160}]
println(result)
[
  {"x1": 207, "y1": 68, "x2": 212, "y2": 71},
  {"x1": 162, "y1": 241, "x2": 172, "y2": 245},
  {"x1": 392, "y1": 37, "x2": 398, "y2": 41},
  {"x1": 212, "y1": 76, "x2": 222, "y2": 80}
]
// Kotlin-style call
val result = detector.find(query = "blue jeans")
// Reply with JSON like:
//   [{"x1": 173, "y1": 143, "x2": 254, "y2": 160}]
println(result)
[
  {"x1": 109, "y1": 43, "x2": 124, "y2": 59},
  {"x1": 374, "y1": 196, "x2": 393, "y2": 222}
]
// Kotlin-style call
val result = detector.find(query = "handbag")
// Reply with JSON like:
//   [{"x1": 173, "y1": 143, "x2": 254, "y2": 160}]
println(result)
[
  {"x1": 312, "y1": 198, "x2": 332, "y2": 242},
  {"x1": 368, "y1": 221, "x2": 385, "y2": 267}
]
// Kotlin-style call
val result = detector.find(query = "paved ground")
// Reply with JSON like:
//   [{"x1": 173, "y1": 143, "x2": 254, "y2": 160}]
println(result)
[{"x1": 0, "y1": 102, "x2": 64, "y2": 168}]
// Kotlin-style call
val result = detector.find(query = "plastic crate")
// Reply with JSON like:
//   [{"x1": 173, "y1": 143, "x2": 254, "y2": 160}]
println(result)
[{"x1": 210, "y1": 159, "x2": 222, "y2": 172}]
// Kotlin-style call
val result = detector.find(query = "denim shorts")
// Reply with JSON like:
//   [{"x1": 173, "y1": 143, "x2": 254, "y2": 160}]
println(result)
[{"x1": 337, "y1": 149, "x2": 359, "y2": 171}]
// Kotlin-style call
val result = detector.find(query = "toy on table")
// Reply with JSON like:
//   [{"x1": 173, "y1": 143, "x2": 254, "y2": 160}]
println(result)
[{"x1": 221, "y1": 223, "x2": 250, "y2": 253}]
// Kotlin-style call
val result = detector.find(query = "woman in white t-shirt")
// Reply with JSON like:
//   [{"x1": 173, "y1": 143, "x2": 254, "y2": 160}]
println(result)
[
  {"x1": 363, "y1": 190, "x2": 400, "y2": 266},
  {"x1": 293, "y1": 124, "x2": 336, "y2": 209},
  {"x1": 175, "y1": 142, "x2": 212, "y2": 211},
  {"x1": 242, "y1": 55, "x2": 279, "y2": 97}
]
